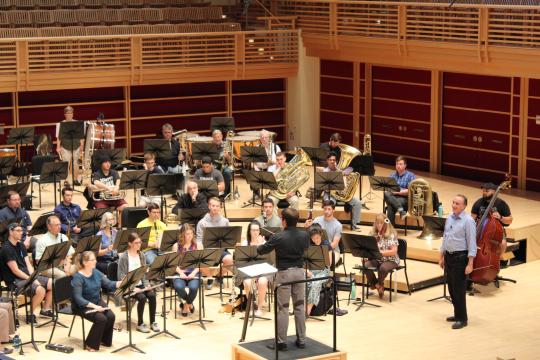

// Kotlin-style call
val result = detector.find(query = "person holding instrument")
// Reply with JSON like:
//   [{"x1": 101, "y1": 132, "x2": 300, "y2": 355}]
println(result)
[
  {"x1": 136, "y1": 203, "x2": 166, "y2": 266},
  {"x1": 158, "y1": 123, "x2": 183, "y2": 174},
  {"x1": 54, "y1": 186, "x2": 94, "y2": 242},
  {"x1": 211, "y1": 129, "x2": 232, "y2": 197},
  {"x1": 254, "y1": 198, "x2": 281, "y2": 228},
  {"x1": 254, "y1": 130, "x2": 280, "y2": 173},
  {"x1": 172, "y1": 224, "x2": 201, "y2": 317},
  {"x1": 384, "y1": 155, "x2": 416, "y2": 225},
  {"x1": 439, "y1": 194, "x2": 476, "y2": 330},
  {"x1": 96, "y1": 212, "x2": 117, "y2": 274},
  {"x1": 241, "y1": 220, "x2": 268, "y2": 317},
  {"x1": 117, "y1": 232, "x2": 159, "y2": 334},
  {"x1": 267, "y1": 151, "x2": 299, "y2": 210},
  {"x1": 55, "y1": 105, "x2": 83, "y2": 186},
  {"x1": 320, "y1": 132, "x2": 342, "y2": 163},
  {"x1": 71, "y1": 251, "x2": 120, "y2": 352},
  {"x1": 139, "y1": 152, "x2": 164, "y2": 207},
  {"x1": 365, "y1": 213, "x2": 399, "y2": 299},
  {"x1": 193, "y1": 156, "x2": 225, "y2": 194},
  {"x1": 0, "y1": 191, "x2": 32, "y2": 248},
  {"x1": 91, "y1": 155, "x2": 127, "y2": 213},
  {"x1": 305, "y1": 226, "x2": 331, "y2": 317}
]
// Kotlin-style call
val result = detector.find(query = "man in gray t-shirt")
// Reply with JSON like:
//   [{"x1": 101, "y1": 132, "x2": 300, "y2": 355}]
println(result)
[
  {"x1": 193, "y1": 156, "x2": 225, "y2": 194},
  {"x1": 254, "y1": 198, "x2": 282, "y2": 228},
  {"x1": 307, "y1": 200, "x2": 343, "y2": 254}
]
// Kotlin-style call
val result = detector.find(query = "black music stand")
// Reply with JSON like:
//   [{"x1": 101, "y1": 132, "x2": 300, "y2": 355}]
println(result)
[
  {"x1": 304, "y1": 245, "x2": 331, "y2": 321},
  {"x1": 0, "y1": 182, "x2": 30, "y2": 208},
  {"x1": 242, "y1": 170, "x2": 277, "y2": 210},
  {"x1": 301, "y1": 146, "x2": 329, "y2": 204},
  {"x1": 16, "y1": 270, "x2": 46, "y2": 354},
  {"x1": 144, "y1": 140, "x2": 172, "y2": 160},
  {"x1": 74, "y1": 235, "x2": 102, "y2": 255},
  {"x1": 36, "y1": 241, "x2": 72, "y2": 331},
  {"x1": 112, "y1": 265, "x2": 148, "y2": 354},
  {"x1": 178, "y1": 208, "x2": 207, "y2": 225},
  {"x1": 159, "y1": 229, "x2": 180, "y2": 253},
  {"x1": 40, "y1": 161, "x2": 69, "y2": 205},
  {"x1": 146, "y1": 252, "x2": 181, "y2": 340},
  {"x1": 179, "y1": 248, "x2": 221, "y2": 330},
  {"x1": 191, "y1": 142, "x2": 220, "y2": 163},
  {"x1": 113, "y1": 227, "x2": 151, "y2": 253},
  {"x1": 195, "y1": 179, "x2": 219, "y2": 200},
  {"x1": 419, "y1": 216, "x2": 446, "y2": 240},
  {"x1": 369, "y1": 176, "x2": 400, "y2": 211},
  {"x1": 0, "y1": 217, "x2": 22, "y2": 243},
  {"x1": 119, "y1": 170, "x2": 149, "y2": 206},
  {"x1": 7, "y1": 127, "x2": 34, "y2": 180},
  {"x1": 260, "y1": 226, "x2": 281, "y2": 239},
  {"x1": 427, "y1": 269, "x2": 452, "y2": 303},
  {"x1": 341, "y1": 233, "x2": 382, "y2": 310},
  {"x1": 58, "y1": 121, "x2": 84, "y2": 186},
  {"x1": 352, "y1": 154, "x2": 375, "y2": 209},
  {"x1": 92, "y1": 148, "x2": 126, "y2": 172},
  {"x1": 27, "y1": 213, "x2": 48, "y2": 237},
  {"x1": 77, "y1": 208, "x2": 113, "y2": 235},
  {"x1": 146, "y1": 174, "x2": 177, "y2": 219},
  {"x1": 210, "y1": 116, "x2": 235, "y2": 135},
  {"x1": 203, "y1": 226, "x2": 242, "y2": 302},
  {"x1": 314, "y1": 172, "x2": 345, "y2": 206},
  {"x1": 240, "y1": 146, "x2": 267, "y2": 165},
  {"x1": 0, "y1": 155, "x2": 15, "y2": 186},
  {"x1": 234, "y1": 246, "x2": 274, "y2": 337}
]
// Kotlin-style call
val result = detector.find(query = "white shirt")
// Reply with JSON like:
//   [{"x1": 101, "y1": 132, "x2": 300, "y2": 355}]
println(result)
[{"x1": 35, "y1": 231, "x2": 75, "y2": 261}]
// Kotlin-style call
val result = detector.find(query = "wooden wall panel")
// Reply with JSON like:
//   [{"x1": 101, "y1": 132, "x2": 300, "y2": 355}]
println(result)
[{"x1": 526, "y1": 79, "x2": 540, "y2": 191}]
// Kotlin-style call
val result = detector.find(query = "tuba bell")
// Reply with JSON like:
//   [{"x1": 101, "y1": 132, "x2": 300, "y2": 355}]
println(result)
[
  {"x1": 331, "y1": 143, "x2": 362, "y2": 203},
  {"x1": 269, "y1": 148, "x2": 311, "y2": 200},
  {"x1": 408, "y1": 178, "x2": 434, "y2": 218}
]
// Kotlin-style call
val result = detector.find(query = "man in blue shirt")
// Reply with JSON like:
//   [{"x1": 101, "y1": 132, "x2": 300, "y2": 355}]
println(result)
[
  {"x1": 439, "y1": 194, "x2": 477, "y2": 330},
  {"x1": 54, "y1": 187, "x2": 94, "y2": 243},
  {"x1": 384, "y1": 155, "x2": 416, "y2": 225}
]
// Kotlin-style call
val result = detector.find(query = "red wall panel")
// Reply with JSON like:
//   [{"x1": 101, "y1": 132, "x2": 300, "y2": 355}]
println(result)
[
  {"x1": 320, "y1": 60, "x2": 353, "y2": 78},
  {"x1": 321, "y1": 77, "x2": 353, "y2": 95}
]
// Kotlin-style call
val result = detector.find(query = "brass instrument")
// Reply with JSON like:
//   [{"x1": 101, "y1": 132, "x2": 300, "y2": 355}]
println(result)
[
  {"x1": 363, "y1": 134, "x2": 371, "y2": 155},
  {"x1": 331, "y1": 144, "x2": 362, "y2": 202},
  {"x1": 222, "y1": 130, "x2": 235, "y2": 172},
  {"x1": 173, "y1": 129, "x2": 188, "y2": 140},
  {"x1": 165, "y1": 213, "x2": 181, "y2": 225},
  {"x1": 268, "y1": 148, "x2": 311, "y2": 200},
  {"x1": 408, "y1": 178, "x2": 434, "y2": 217},
  {"x1": 92, "y1": 189, "x2": 126, "y2": 201}
]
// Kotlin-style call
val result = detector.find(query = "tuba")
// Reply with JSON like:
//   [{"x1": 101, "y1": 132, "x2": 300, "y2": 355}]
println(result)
[
  {"x1": 268, "y1": 148, "x2": 311, "y2": 200},
  {"x1": 331, "y1": 144, "x2": 362, "y2": 202},
  {"x1": 408, "y1": 178, "x2": 433, "y2": 217},
  {"x1": 363, "y1": 134, "x2": 371, "y2": 155},
  {"x1": 92, "y1": 190, "x2": 126, "y2": 201}
]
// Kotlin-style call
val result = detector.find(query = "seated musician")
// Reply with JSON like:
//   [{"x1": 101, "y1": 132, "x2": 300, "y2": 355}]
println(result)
[
  {"x1": 91, "y1": 155, "x2": 127, "y2": 212},
  {"x1": 254, "y1": 198, "x2": 282, "y2": 228},
  {"x1": 139, "y1": 152, "x2": 164, "y2": 207},
  {"x1": 0, "y1": 223, "x2": 54, "y2": 324},
  {"x1": 157, "y1": 123, "x2": 183, "y2": 174},
  {"x1": 196, "y1": 197, "x2": 233, "y2": 290},
  {"x1": 71, "y1": 251, "x2": 119, "y2": 352},
  {"x1": 267, "y1": 151, "x2": 299, "y2": 209},
  {"x1": 96, "y1": 212, "x2": 118, "y2": 274},
  {"x1": 55, "y1": 105, "x2": 83, "y2": 186},
  {"x1": 193, "y1": 156, "x2": 225, "y2": 194},
  {"x1": 35, "y1": 215, "x2": 75, "y2": 278},
  {"x1": 384, "y1": 155, "x2": 416, "y2": 225},
  {"x1": 172, "y1": 180, "x2": 208, "y2": 215},
  {"x1": 306, "y1": 225, "x2": 332, "y2": 316},
  {"x1": 471, "y1": 182, "x2": 513, "y2": 254},
  {"x1": 54, "y1": 186, "x2": 94, "y2": 242},
  {"x1": 322, "y1": 152, "x2": 362, "y2": 231},
  {"x1": 254, "y1": 129, "x2": 281, "y2": 173},
  {"x1": 0, "y1": 191, "x2": 32, "y2": 248},
  {"x1": 305, "y1": 200, "x2": 344, "y2": 259},
  {"x1": 136, "y1": 203, "x2": 166, "y2": 266},
  {"x1": 172, "y1": 224, "x2": 201, "y2": 317},
  {"x1": 117, "y1": 232, "x2": 160, "y2": 333},
  {"x1": 240, "y1": 220, "x2": 268, "y2": 317},
  {"x1": 211, "y1": 129, "x2": 232, "y2": 197},
  {"x1": 365, "y1": 213, "x2": 400, "y2": 299},
  {"x1": 320, "y1": 132, "x2": 342, "y2": 163}
]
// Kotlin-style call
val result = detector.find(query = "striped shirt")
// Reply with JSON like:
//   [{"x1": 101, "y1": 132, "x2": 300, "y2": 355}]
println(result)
[{"x1": 441, "y1": 210, "x2": 477, "y2": 258}]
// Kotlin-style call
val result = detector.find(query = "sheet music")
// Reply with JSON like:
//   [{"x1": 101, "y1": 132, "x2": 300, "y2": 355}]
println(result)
[{"x1": 238, "y1": 262, "x2": 277, "y2": 278}]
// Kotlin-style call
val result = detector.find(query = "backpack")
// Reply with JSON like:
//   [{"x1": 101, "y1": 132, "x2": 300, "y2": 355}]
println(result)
[{"x1": 309, "y1": 285, "x2": 334, "y2": 316}]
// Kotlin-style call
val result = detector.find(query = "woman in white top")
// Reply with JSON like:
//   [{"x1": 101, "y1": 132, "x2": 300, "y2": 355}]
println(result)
[{"x1": 240, "y1": 220, "x2": 268, "y2": 316}]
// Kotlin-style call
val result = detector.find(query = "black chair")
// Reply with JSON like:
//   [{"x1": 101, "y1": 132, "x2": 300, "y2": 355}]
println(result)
[
  {"x1": 30, "y1": 155, "x2": 56, "y2": 208},
  {"x1": 334, "y1": 271, "x2": 355, "y2": 307},
  {"x1": 105, "y1": 261, "x2": 118, "y2": 306},
  {"x1": 121, "y1": 207, "x2": 148, "y2": 229},
  {"x1": 50, "y1": 276, "x2": 78, "y2": 344},
  {"x1": 388, "y1": 238, "x2": 412, "y2": 302}
]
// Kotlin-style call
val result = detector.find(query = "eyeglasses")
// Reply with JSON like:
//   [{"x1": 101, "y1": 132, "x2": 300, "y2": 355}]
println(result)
[{"x1": 10, "y1": 229, "x2": 23, "y2": 232}]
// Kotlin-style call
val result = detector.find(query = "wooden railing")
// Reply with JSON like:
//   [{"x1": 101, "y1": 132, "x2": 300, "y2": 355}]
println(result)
[
  {"x1": 0, "y1": 29, "x2": 298, "y2": 91},
  {"x1": 275, "y1": 0, "x2": 540, "y2": 48}
]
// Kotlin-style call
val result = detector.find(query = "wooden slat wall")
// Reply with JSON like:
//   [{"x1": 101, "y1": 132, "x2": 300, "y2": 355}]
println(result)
[{"x1": 526, "y1": 79, "x2": 540, "y2": 191}]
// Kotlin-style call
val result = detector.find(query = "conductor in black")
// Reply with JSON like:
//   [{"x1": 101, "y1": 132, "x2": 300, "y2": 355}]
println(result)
[{"x1": 257, "y1": 208, "x2": 309, "y2": 351}]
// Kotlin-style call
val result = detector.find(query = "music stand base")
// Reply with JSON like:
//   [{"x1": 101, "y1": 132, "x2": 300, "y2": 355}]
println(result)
[
  {"x1": 147, "y1": 329, "x2": 180, "y2": 340},
  {"x1": 111, "y1": 343, "x2": 145, "y2": 354},
  {"x1": 427, "y1": 295, "x2": 452, "y2": 302},
  {"x1": 20, "y1": 340, "x2": 46, "y2": 353},
  {"x1": 183, "y1": 318, "x2": 213, "y2": 331},
  {"x1": 352, "y1": 299, "x2": 381, "y2": 311}
]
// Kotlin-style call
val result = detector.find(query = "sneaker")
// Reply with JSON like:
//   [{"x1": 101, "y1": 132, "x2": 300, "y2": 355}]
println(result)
[
  {"x1": 399, "y1": 210, "x2": 408, "y2": 220},
  {"x1": 255, "y1": 309, "x2": 264, "y2": 317},
  {"x1": 352, "y1": 227, "x2": 362, "y2": 232},
  {"x1": 206, "y1": 279, "x2": 214, "y2": 290},
  {"x1": 40, "y1": 309, "x2": 54, "y2": 318},
  {"x1": 136, "y1": 324, "x2": 150, "y2": 333},
  {"x1": 150, "y1": 322, "x2": 160, "y2": 332}
]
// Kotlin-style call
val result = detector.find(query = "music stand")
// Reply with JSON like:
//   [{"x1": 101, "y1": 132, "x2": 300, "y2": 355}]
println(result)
[
  {"x1": 195, "y1": 179, "x2": 219, "y2": 200},
  {"x1": 240, "y1": 146, "x2": 267, "y2": 165},
  {"x1": 0, "y1": 182, "x2": 30, "y2": 208},
  {"x1": 58, "y1": 121, "x2": 84, "y2": 186},
  {"x1": 352, "y1": 154, "x2": 375, "y2": 208},
  {"x1": 146, "y1": 252, "x2": 181, "y2": 340},
  {"x1": 301, "y1": 146, "x2": 328, "y2": 204},
  {"x1": 28, "y1": 214, "x2": 49, "y2": 237},
  {"x1": 159, "y1": 229, "x2": 180, "y2": 253},
  {"x1": 234, "y1": 246, "x2": 274, "y2": 337},
  {"x1": 179, "y1": 248, "x2": 222, "y2": 330},
  {"x1": 146, "y1": 174, "x2": 177, "y2": 219},
  {"x1": 0, "y1": 155, "x2": 15, "y2": 186},
  {"x1": 202, "y1": 226, "x2": 242, "y2": 302},
  {"x1": 77, "y1": 208, "x2": 113, "y2": 235},
  {"x1": 7, "y1": 127, "x2": 34, "y2": 180},
  {"x1": 113, "y1": 227, "x2": 151, "y2": 253},
  {"x1": 242, "y1": 170, "x2": 277, "y2": 210},
  {"x1": 368, "y1": 176, "x2": 400, "y2": 211},
  {"x1": 36, "y1": 241, "x2": 72, "y2": 330},
  {"x1": 144, "y1": 140, "x2": 172, "y2": 160},
  {"x1": 314, "y1": 172, "x2": 345, "y2": 206},
  {"x1": 178, "y1": 208, "x2": 207, "y2": 225},
  {"x1": 75, "y1": 235, "x2": 102, "y2": 255},
  {"x1": 304, "y1": 245, "x2": 331, "y2": 321},
  {"x1": 210, "y1": 116, "x2": 235, "y2": 135},
  {"x1": 191, "y1": 142, "x2": 219, "y2": 162},
  {"x1": 341, "y1": 233, "x2": 382, "y2": 310},
  {"x1": 0, "y1": 217, "x2": 22, "y2": 243},
  {"x1": 260, "y1": 226, "x2": 281, "y2": 239},
  {"x1": 40, "y1": 161, "x2": 69, "y2": 205},
  {"x1": 92, "y1": 148, "x2": 126, "y2": 172},
  {"x1": 419, "y1": 216, "x2": 446, "y2": 240},
  {"x1": 112, "y1": 265, "x2": 148, "y2": 354},
  {"x1": 119, "y1": 170, "x2": 149, "y2": 206},
  {"x1": 16, "y1": 270, "x2": 46, "y2": 354}
]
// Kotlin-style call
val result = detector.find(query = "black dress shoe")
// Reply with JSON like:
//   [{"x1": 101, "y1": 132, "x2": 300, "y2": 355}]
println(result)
[
  {"x1": 295, "y1": 340, "x2": 306, "y2": 349},
  {"x1": 452, "y1": 321, "x2": 468, "y2": 329},
  {"x1": 266, "y1": 342, "x2": 287, "y2": 351},
  {"x1": 2, "y1": 347, "x2": 13, "y2": 355},
  {"x1": 446, "y1": 316, "x2": 456, "y2": 322}
]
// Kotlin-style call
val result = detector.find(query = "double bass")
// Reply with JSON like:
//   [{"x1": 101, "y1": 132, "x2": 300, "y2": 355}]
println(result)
[{"x1": 470, "y1": 174, "x2": 511, "y2": 284}]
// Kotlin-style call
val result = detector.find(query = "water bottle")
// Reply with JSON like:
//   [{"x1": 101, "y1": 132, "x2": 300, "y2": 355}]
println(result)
[
  {"x1": 12, "y1": 334, "x2": 21, "y2": 351},
  {"x1": 351, "y1": 281, "x2": 357, "y2": 300},
  {"x1": 437, "y1": 203, "x2": 443, "y2": 217}
]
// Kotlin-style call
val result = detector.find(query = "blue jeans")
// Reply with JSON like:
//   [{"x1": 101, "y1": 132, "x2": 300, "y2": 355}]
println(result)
[
  {"x1": 144, "y1": 249, "x2": 159, "y2": 265},
  {"x1": 173, "y1": 277, "x2": 200, "y2": 305}
]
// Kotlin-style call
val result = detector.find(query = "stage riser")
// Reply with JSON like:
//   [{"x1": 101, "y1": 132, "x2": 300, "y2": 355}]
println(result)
[{"x1": 232, "y1": 344, "x2": 347, "y2": 360}]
